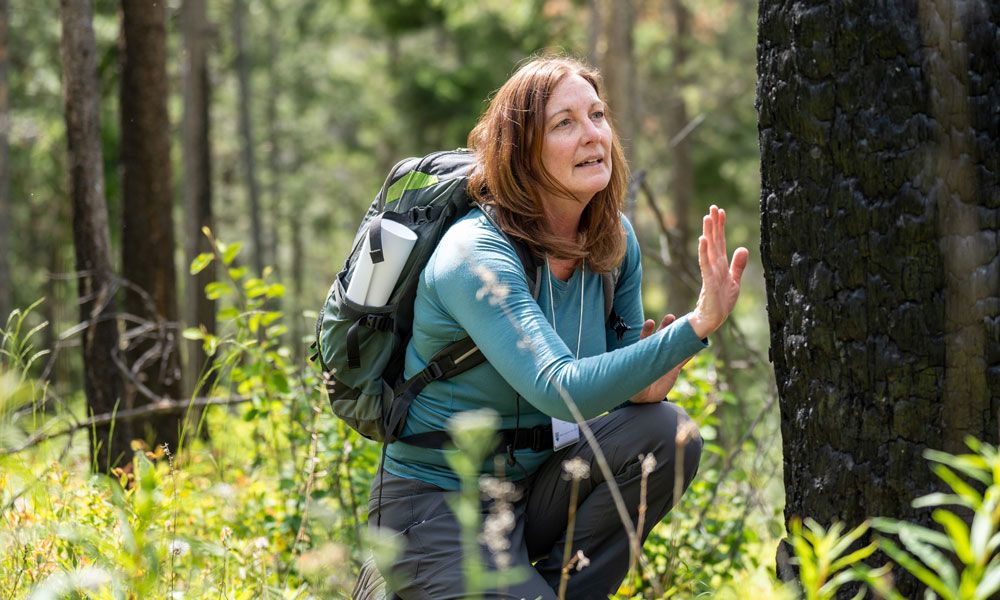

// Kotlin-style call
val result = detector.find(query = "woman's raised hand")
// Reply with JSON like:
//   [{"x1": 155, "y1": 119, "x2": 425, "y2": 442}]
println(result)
[{"x1": 688, "y1": 206, "x2": 749, "y2": 339}]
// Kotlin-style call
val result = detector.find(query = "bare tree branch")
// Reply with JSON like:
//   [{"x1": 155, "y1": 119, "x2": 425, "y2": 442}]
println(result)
[{"x1": 1, "y1": 395, "x2": 251, "y2": 456}]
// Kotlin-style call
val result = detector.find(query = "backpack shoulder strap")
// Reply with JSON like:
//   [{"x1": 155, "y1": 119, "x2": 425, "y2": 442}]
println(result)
[{"x1": 476, "y1": 201, "x2": 541, "y2": 300}]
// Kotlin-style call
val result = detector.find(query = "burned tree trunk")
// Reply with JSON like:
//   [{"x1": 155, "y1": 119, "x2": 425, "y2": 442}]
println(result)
[
  {"x1": 758, "y1": 0, "x2": 999, "y2": 595},
  {"x1": 59, "y1": 0, "x2": 126, "y2": 470}
]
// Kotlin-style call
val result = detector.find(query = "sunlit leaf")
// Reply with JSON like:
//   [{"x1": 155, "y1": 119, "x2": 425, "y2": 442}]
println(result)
[
  {"x1": 205, "y1": 282, "x2": 233, "y2": 300},
  {"x1": 189, "y1": 252, "x2": 214, "y2": 275},
  {"x1": 222, "y1": 242, "x2": 242, "y2": 265}
]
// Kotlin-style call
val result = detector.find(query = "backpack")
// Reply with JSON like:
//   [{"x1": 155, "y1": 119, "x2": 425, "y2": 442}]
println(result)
[{"x1": 311, "y1": 149, "x2": 630, "y2": 447}]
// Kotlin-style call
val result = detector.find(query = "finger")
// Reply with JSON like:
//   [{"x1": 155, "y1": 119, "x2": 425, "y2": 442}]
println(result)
[
  {"x1": 639, "y1": 318, "x2": 655, "y2": 340},
  {"x1": 730, "y1": 247, "x2": 750, "y2": 284},
  {"x1": 704, "y1": 216, "x2": 721, "y2": 270},
  {"x1": 657, "y1": 313, "x2": 676, "y2": 331},
  {"x1": 718, "y1": 207, "x2": 728, "y2": 260},
  {"x1": 698, "y1": 235, "x2": 709, "y2": 277}
]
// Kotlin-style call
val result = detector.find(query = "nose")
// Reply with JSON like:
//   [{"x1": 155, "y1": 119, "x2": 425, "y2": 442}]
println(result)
[{"x1": 580, "y1": 117, "x2": 602, "y2": 145}]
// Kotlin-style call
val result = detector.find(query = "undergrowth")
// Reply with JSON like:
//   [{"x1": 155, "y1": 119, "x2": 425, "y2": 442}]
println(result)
[{"x1": 0, "y1": 242, "x2": 786, "y2": 598}]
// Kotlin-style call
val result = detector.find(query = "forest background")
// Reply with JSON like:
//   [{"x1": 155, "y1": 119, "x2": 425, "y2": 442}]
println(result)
[{"x1": 0, "y1": 0, "x2": 888, "y2": 598}]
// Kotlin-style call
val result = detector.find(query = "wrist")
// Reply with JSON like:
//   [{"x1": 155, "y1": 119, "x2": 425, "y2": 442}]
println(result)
[{"x1": 688, "y1": 311, "x2": 712, "y2": 339}]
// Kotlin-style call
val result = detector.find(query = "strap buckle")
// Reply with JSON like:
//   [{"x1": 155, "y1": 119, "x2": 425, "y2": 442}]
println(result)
[
  {"x1": 364, "y1": 314, "x2": 393, "y2": 332},
  {"x1": 408, "y1": 206, "x2": 433, "y2": 225},
  {"x1": 529, "y1": 425, "x2": 550, "y2": 452},
  {"x1": 419, "y1": 361, "x2": 444, "y2": 385}
]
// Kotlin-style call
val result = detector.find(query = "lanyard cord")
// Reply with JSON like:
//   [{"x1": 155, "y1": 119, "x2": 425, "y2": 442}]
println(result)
[{"x1": 545, "y1": 256, "x2": 585, "y2": 360}]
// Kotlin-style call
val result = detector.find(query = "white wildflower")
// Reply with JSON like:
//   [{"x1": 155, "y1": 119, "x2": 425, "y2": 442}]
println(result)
[
  {"x1": 168, "y1": 539, "x2": 190, "y2": 557},
  {"x1": 640, "y1": 453, "x2": 657, "y2": 476},
  {"x1": 562, "y1": 457, "x2": 590, "y2": 481}
]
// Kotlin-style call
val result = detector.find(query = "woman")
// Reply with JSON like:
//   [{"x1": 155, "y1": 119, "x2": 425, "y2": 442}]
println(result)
[{"x1": 368, "y1": 56, "x2": 749, "y2": 600}]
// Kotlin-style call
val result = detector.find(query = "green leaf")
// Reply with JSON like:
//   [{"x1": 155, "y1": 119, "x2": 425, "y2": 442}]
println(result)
[
  {"x1": 245, "y1": 279, "x2": 269, "y2": 298},
  {"x1": 249, "y1": 312, "x2": 261, "y2": 333},
  {"x1": 830, "y1": 542, "x2": 878, "y2": 573},
  {"x1": 265, "y1": 283, "x2": 285, "y2": 298},
  {"x1": 899, "y1": 521, "x2": 960, "y2": 589},
  {"x1": 222, "y1": 242, "x2": 242, "y2": 265},
  {"x1": 933, "y1": 509, "x2": 972, "y2": 564},
  {"x1": 190, "y1": 252, "x2": 214, "y2": 275},
  {"x1": 266, "y1": 325, "x2": 288, "y2": 338},
  {"x1": 218, "y1": 307, "x2": 241, "y2": 320},
  {"x1": 261, "y1": 311, "x2": 282, "y2": 327},
  {"x1": 269, "y1": 372, "x2": 290, "y2": 394},
  {"x1": 969, "y1": 500, "x2": 995, "y2": 564},
  {"x1": 828, "y1": 520, "x2": 870, "y2": 562},
  {"x1": 878, "y1": 537, "x2": 955, "y2": 600},
  {"x1": 976, "y1": 560, "x2": 1000, "y2": 600},
  {"x1": 228, "y1": 266, "x2": 248, "y2": 280},
  {"x1": 181, "y1": 328, "x2": 204, "y2": 341},
  {"x1": 205, "y1": 282, "x2": 233, "y2": 300},
  {"x1": 924, "y1": 449, "x2": 993, "y2": 486},
  {"x1": 932, "y1": 464, "x2": 984, "y2": 505},
  {"x1": 913, "y1": 492, "x2": 971, "y2": 510}
]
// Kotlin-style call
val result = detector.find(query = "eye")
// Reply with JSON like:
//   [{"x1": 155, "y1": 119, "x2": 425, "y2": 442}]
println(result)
[
  {"x1": 592, "y1": 110, "x2": 605, "y2": 120},
  {"x1": 555, "y1": 118, "x2": 570, "y2": 128}
]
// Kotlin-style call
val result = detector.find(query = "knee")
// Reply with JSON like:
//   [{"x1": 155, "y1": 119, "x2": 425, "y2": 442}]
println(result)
[{"x1": 641, "y1": 402, "x2": 703, "y2": 487}]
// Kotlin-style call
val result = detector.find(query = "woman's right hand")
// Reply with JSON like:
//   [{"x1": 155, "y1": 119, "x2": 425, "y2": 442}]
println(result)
[{"x1": 687, "y1": 205, "x2": 749, "y2": 339}]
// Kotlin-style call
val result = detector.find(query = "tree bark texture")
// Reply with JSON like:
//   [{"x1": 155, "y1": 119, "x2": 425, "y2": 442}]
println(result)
[
  {"x1": 758, "y1": 0, "x2": 999, "y2": 594},
  {"x1": 59, "y1": 0, "x2": 126, "y2": 470},
  {"x1": 233, "y1": 0, "x2": 264, "y2": 275},
  {"x1": 181, "y1": 0, "x2": 216, "y2": 396},
  {"x1": 119, "y1": 0, "x2": 182, "y2": 450},
  {"x1": 0, "y1": 0, "x2": 10, "y2": 326}
]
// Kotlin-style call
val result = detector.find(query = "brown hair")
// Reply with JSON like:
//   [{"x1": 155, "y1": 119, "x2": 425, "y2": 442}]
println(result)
[{"x1": 466, "y1": 56, "x2": 628, "y2": 274}]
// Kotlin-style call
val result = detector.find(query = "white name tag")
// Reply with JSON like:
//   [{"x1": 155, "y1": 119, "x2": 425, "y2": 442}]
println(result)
[{"x1": 551, "y1": 418, "x2": 580, "y2": 450}]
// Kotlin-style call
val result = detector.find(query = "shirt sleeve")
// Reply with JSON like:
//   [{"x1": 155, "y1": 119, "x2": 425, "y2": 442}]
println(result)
[{"x1": 423, "y1": 218, "x2": 708, "y2": 422}]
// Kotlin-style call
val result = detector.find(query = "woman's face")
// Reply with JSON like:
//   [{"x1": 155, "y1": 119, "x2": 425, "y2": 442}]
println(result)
[{"x1": 538, "y1": 73, "x2": 613, "y2": 206}]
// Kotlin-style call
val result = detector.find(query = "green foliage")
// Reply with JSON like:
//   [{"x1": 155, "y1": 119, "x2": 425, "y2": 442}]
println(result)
[
  {"x1": 786, "y1": 518, "x2": 899, "y2": 600},
  {"x1": 872, "y1": 438, "x2": 1000, "y2": 600},
  {"x1": 614, "y1": 353, "x2": 785, "y2": 599}
]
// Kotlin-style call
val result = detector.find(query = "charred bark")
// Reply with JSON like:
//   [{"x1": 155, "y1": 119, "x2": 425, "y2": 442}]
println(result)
[
  {"x1": 59, "y1": 0, "x2": 127, "y2": 470},
  {"x1": 119, "y1": 0, "x2": 183, "y2": 451},
  {"x1": 758, "y1": 0, "x2": 1000, "y2": 596}
]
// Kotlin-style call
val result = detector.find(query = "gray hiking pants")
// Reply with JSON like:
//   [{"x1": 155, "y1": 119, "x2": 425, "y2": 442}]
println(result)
[{"x1": 367, "y1": 401, "x2": 704, "y2": 600}]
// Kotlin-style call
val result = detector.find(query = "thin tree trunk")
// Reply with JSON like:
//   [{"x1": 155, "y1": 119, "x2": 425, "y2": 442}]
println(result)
[
  {"x1": 758, "y1": 1, "x2": 1000, "y2": 596},
  {"x1": 181, "y1": 0, "x2": 216, "y2": 397},
  {"x1": 0, "y1": 0, "x2": 9, "y2": 326},
  {"x1": 119, "y1": 0, "x2": 183, "y2": 452},
  {"x1": 290, "y1": 209, "x2": 303, "y2": 360},
  {"x1": 59, "y1": 0, "x2": 126, "y2": 471},
  {"x1": 233, "y1": 0, "x2": 264, "y2": 275},
  {"x1": 594, "y1": 0, "x2": 636, "y2": 165},
  {"x1": 266, "y1": 6, "x2": 280, "y2": 277},
  {"x1": 663, "y1": 0, "x2": 696, "y2": 311}
]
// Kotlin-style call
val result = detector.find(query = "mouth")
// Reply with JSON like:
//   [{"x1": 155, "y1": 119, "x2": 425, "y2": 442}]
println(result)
[{"x1": 575, "y1": 157, "x2": 604, "y2": 167}]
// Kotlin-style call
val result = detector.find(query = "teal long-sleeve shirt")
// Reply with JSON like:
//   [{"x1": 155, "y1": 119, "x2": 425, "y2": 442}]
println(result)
[{"x1": 383, "y1": 208, "x2": 707, "y2": 489}]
